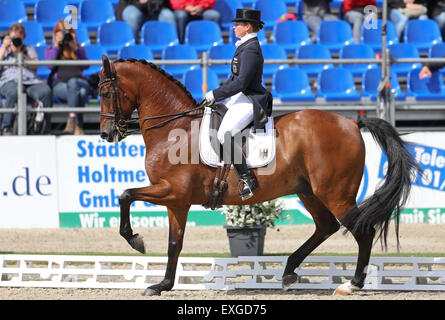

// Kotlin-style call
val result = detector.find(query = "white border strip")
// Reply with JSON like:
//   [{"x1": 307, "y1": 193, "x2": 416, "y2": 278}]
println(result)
[{"x1": 1, "y1": 255, "x2": 445, "y2": 291}]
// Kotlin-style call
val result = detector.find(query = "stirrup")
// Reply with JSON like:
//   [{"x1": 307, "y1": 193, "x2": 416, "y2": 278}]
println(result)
[{"x1": 238, "y1": 179, "x2": 254, "y2": 201}]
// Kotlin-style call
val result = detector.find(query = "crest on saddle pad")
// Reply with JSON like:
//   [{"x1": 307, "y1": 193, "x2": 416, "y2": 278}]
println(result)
[{"x1": 199, "y1": 106, "x2": 276, "y2": 168}]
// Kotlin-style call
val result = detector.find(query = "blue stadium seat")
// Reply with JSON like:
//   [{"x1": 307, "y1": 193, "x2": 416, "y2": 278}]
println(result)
[
  {"x1": 273, "y1": 20, "x2": 310, "y2": 56},
  {"x1": 404, "y1": 19, "x2": 443, "y2": 55},
  {"x1": 80, "y1": 0, "x2": 116, "y2": 31},
  {"x1": 429, "y1": 43, "x2": 445, "y2": 75},
  {"x1": 76, "y1": 24, "x2": 91, "y2": 47},
  {"x1": 118, "y1": 45, "x2": 154, "y2": 60},
  {"x1": 261, "y1": 44, "x2": 288, "y2": 78},
  {"x1": 66, "y1": 0, "x2": 84, "y2": 5},
  {"x1": 98, "y1": 21, "x2": 135, "y2": 55},
  {"x1": 141, "y1": 21, "x2": 179, "y2": 56},
  {"x1": 317, "y1": 20, "x2": 354, "y2": 54},
  {"x1": 296, "y1": 44, "x2": 334, "y2": 77},
  {"x1": 22, "y1": 0, "x2": 40, "y2": 8},
  {"x1": 214, "y1": 0, "x2": 243, "y2": 31},
  {"x1": 35, "y1": 46, "x2": 51, "y2": 80},
  {"x1": 229, "y1": 27, "x2": 267, "y2": 45},
  {"x1": 361, "y1": 67, "x2": 405, "y2": 101},
  {"x1": 82, "y1": 44, "x2": 108, "y2": 77},
  {"x1": 317, "y1": 68, "x2": 361, "y2": 101},
  {"x1": 183, "y1": 68, "x2": 219, "y2": 101},
  {"x1": 272, "y1": 67, "x2": 315, "y2": 102},
  {"x1": 284, "y1": 0, "x2": 299, "y2": 7},
  {"x1": 162, "y1": 44, "x2": 198, "y2": 79},
  {"x1": 360, "y1": 19, "x2": 398, "y2": 52},
  {"x1": 253, "y1": 0, "x2": 287, "y2": 31},
  {"x1": 407, "y1": 68, "x2": 445, "y2": 100},
  {"x1": 340, "y1": 44, "x2": 377, "y2": 77},
  {"x1": 185, "y1": 20, "x2": 223, "y2": 54},
  {"x1": 0, "y1": 0, "x2": 27, "y2": 31},
  {"x1": 242, "y1": 0, "x2": 257, "y2": 7},
  {"x1": 208, "y1": 43, "x2": 236, "y2": 79},
  {"x1": 22, "y1": 21, "x2": 46, "y2": 48},
  {"x1": 388, "y1": 43, "x2": 422, "y2": 77},
  {"x1": 34, "y1": 0, "x2": 67, "y2": 31}
]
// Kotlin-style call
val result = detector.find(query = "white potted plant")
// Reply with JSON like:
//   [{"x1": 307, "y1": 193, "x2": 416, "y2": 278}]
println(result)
[{"x1": 221, "y1": 199, "x2": 285, "y2": 257}]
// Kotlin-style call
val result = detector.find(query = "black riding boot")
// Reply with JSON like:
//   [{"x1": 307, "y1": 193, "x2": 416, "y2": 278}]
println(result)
[{"x1": 223, "y1": 135, "x2": 258, "y2": 200}]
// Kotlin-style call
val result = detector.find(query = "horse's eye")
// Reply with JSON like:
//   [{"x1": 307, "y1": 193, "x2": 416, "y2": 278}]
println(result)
[{"x1": 101, "y1": 91, "x2": 111, "y2": 99}]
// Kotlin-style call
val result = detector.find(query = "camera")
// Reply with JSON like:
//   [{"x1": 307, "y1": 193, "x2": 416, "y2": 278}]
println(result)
[
  {"x1": 58, "y1": 31, "x2": 74, "y2": 47},
  {"x1": 11, "y1": 37, "x2": 23, "y2": 47}
]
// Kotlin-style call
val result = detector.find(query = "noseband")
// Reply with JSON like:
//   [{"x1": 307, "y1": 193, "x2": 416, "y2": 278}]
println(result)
[{"x1": 99, "y1": 63, "x2": 206, "y2": 139}]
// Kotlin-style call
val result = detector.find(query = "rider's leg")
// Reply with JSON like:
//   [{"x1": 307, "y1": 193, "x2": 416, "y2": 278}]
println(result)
[{"x1": 217, "y1": 93, "x2": 257, "y2": 200}]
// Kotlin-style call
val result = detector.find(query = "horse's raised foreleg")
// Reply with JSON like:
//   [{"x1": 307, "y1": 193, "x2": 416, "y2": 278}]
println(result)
[
  {"x1": 143, "y1": 206, "x2": 190, "y2": 296},
  {"x1": 282, "y1": 195, "x2": 340, "y2": 290},
  {"x1": 119, "y1": 181, "x2": 172, "y2": 253}
]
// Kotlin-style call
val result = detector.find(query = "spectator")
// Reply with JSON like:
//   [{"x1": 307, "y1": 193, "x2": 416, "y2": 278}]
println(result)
[
  {"x1": 302, "y1": 0, "x2": 338, "y2": 42},
  {"x1": 169, "y1": 0, "x2": 221, "y2": 43},
  {"x1": 115, "y1": 0, "x2": 176, "y2": 41},
  {"x1": 419, "y1": 57, "x2": 445, "y2": 79},
  {"x1": 424, "y1": 0, "x2": 445, "y2": 39},
  {"x1": 343, "y1": 0, "x2": 376, "y2": 44},
  {"x1": 388, "y1": 0, "x2": 427, "y2": 41},
  {"x1": 45, "y1": 19, "x2": 91, "y2": 135},
  {"x1": 0, "y1": 23, "x2": 52, "y2": 136}
]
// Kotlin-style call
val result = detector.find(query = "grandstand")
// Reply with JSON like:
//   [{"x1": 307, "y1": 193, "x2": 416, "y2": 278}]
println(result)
[{"x1": 1, "y1": 0, "x2": 445, "y2": 134}]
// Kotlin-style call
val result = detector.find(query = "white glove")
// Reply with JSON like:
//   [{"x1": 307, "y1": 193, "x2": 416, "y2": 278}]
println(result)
[{"x1": 204, "y1": 90, "x2": 215, "y2": 105}]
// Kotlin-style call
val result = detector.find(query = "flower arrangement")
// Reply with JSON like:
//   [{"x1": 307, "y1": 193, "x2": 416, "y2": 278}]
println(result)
[{"x1": 221, "y1": 199, "x2": 285, "y2": 228}]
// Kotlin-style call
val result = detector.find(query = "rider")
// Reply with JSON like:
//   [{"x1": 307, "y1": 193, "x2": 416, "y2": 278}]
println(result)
[{"x1": 204, "y1": 9, "x2": 272, "y2": 200}]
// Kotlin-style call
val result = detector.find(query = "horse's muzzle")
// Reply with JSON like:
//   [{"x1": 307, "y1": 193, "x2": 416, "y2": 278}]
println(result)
[{"x1": 100, "y1": 121, "x2": 118, "y2": 142}]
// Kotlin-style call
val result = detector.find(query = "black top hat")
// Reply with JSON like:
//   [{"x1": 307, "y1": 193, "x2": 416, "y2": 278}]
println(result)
[{"x1": 232, "y1": 9, "x2": 264, "y2": 25}]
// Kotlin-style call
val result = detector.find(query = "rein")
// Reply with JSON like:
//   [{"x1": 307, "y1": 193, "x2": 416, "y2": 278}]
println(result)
[{"x1": 99, "y1": 65, "x2": 205, "y2": 138}]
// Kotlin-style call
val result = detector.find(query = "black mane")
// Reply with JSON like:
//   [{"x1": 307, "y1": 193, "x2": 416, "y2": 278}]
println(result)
[{"x1": 115, "y1": 58, "x2": 197, "y2": 104}]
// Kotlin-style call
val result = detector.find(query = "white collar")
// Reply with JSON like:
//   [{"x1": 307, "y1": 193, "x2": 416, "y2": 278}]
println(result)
[{"x1": 235, "y1": 32, "x2": 258, "y2": 48}]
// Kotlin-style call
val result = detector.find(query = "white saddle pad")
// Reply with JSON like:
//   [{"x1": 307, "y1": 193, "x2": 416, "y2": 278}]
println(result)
[{"x1": 199, "y1": 107, "x2": 276, "y2": 168}]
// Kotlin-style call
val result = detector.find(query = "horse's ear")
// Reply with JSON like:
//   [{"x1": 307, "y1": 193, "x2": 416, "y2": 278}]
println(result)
[{"x1": 102, "y1": 54, "x2": 111, "y2": 77}]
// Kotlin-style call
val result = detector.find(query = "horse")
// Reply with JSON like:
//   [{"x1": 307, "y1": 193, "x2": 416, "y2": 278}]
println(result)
[{"x1": 98, "y1": 55, "x2": 420, "y2": 296}]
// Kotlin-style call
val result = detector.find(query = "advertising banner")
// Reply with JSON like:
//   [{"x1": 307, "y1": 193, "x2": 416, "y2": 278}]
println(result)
[
  {"x1": 2, "y1": 130, "x2": 445, "y2": 229},
  {"x1": 0, "y1": 136, "x2": 59, "y2": 227}
]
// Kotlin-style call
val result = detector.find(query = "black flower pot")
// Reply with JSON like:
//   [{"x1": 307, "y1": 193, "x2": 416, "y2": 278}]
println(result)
[{"x1": 224, "y1": 225, "x2": 267, "y2": 257}]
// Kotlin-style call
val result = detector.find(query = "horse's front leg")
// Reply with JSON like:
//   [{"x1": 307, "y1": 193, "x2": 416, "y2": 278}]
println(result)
[
  {"x1": 119, "y1": 180, "x2": 172, "y2": 253},
  {"x1": 143, "y1": 206, "x2": 190, "y2": 296}
]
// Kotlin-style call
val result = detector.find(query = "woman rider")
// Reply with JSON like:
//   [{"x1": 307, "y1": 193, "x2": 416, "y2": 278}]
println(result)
[{"x1": 203, "y1": 9, "x2": 272, "y2": 200}]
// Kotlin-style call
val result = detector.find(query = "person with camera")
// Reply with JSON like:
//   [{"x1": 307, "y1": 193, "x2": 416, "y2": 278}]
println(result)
[
  {"x1": 45, "y1": 19, "x2": 91, "y2": 135},
  {"x1": 0, "y1": 23, "x2": 52, "y2": 136}
]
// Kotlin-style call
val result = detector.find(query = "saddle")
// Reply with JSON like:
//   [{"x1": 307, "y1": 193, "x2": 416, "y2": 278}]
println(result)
[{"x1": 202, "y1": 103, "x2": 275, "y2": 210}]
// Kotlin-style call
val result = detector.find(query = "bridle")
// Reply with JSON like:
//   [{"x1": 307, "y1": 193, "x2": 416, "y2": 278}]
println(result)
[{"x1": 98, "y1": 63, "x2": 206, "y2": 139}]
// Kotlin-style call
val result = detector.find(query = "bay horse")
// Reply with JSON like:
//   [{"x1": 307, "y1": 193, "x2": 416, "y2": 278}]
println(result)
[{"x1": 98, "y1": 55, "x2": 420, "y2": 296}]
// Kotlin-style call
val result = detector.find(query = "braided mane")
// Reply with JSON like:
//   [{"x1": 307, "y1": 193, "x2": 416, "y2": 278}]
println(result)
[{"x1": 115, "y1": 58, "x2": 197, "y2": 104}]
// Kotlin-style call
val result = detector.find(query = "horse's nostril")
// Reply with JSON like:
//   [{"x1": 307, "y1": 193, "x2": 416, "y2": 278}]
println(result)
[{"x1": 100, "y1": 132, "x2": 108, "y2": 139}]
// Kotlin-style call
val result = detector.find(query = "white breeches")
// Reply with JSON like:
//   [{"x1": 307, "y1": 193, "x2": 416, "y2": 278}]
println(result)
[{"x1": 217, "y1": 92, "x2": 254, "y2": 144}]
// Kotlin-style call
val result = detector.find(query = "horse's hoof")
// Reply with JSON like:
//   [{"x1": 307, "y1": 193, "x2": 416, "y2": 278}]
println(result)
[
  {"x1": 282, "y1": 273, "x2": 299, "y2": 291},
  {"x1": 333, "y1": 281, "x2": 360, "y2": 296},
  {"x1": 142, "y1": 288, "x2": 161, "y2": 297},
  {"x1": 128, "y1": 234, "x2": 146, "y2": 254}
]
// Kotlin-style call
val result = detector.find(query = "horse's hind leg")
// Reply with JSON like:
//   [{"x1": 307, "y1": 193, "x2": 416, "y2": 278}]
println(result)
[
  {"x1": 282, "y1": 195, "x2": 340, "y2": 290},
  {"x1": 333, "y1": 209, "x2": 375, "y2": 296},
  {"x1": 119, "y1": 181, "x2": 172, "y2": 253}
]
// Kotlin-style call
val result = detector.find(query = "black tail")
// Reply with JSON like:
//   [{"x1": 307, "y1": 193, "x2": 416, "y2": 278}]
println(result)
[{"x1": 342, "y1": 118, "x2": 421, "y2": 249}]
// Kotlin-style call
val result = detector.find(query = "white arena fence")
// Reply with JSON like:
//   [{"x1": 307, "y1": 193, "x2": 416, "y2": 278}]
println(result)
[{"x1": 1, "y1": 254, "x2": 445, "y2": 291}]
